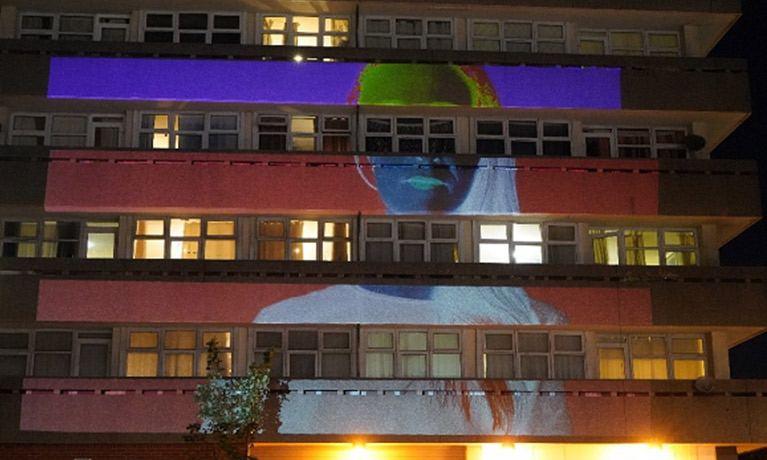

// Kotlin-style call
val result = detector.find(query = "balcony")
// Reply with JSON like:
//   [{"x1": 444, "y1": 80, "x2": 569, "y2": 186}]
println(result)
[{"x1": 2, "y1": 377, "x2": 767, "y2": 444}]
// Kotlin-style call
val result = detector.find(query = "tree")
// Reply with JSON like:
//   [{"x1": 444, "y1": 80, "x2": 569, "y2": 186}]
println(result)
[{"x1": 187, "y1": 339, "x2": 273, "y2": 460}]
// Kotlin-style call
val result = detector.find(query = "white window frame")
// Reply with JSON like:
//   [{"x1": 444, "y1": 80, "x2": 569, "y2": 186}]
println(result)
[
  {"x1": 18, "y1": 13, "x2": 130, "y2": 41},
  {"x1": 468, "y1": 19, "x2": 567, "y2": 53},
  {"x1": 362, "y1": 16, "x2": 455, "y2": 50},
  {"x1": 9, "y1": 113, "x2": 124, "y2": 148},
  {"x1": 141, "y1": 11, "x2": 244, "y2": 44},
  {"x1": 362, "y1": 218, "x2": 460, "y2": 263},
  {"x1": 363, "y1": 116, "x2": 457, "y2": 154},
  {"x1": 583, "y1": 126, "x2": 688, "y2": 159},
  {"x1": 0, "y1": 329, "x2": 112, "y2": 377},
  {"x1": 473, "y1": 118, "x2": 571, "y2": 156}
]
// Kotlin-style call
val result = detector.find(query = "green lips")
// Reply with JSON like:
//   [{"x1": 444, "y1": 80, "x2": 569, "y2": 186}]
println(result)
[{"x1": 407, "y1": 175, "x2": 447, "y2": 190}]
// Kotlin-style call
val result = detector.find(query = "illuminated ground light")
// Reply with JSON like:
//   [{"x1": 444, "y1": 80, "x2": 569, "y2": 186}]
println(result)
[
  {"x1": 346, "y1": 444, "x2": 372, "y2": 460},
  {"x1": 477, "y1": 443, "x2": 675, "y2": 460},
  {"x1": 481, "y1": 443, "x2": 533, "y2": 460}
]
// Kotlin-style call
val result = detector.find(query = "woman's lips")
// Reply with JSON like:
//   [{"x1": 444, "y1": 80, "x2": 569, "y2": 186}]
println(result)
[{"x1": 405, "y1": 175, "x2": 448, "y2": 190}]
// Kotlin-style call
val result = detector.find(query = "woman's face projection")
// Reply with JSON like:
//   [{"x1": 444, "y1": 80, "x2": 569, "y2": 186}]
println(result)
[{"x1": 372, "y1": 155, "x2": 479, "y2": 214}]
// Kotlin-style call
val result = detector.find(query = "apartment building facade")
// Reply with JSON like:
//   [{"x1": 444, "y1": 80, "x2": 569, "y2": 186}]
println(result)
[{"x1": 1, "y1": 0, "x2": 766, "y2": 459}]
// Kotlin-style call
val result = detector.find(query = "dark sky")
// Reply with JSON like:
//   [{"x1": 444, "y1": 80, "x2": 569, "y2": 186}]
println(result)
[{"x1": 709, "y1": 0, "x2": 767, "y2": 378}]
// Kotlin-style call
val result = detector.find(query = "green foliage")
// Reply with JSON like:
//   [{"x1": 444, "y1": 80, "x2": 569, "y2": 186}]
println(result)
[{"x1": 187, "y1": 339, "x2": 273, "y2": 460}]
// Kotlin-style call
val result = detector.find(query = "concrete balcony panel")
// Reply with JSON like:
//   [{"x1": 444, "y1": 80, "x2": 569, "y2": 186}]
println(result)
[{"x1": 3, "y1": 377, "x2": 767, "y2": 445}]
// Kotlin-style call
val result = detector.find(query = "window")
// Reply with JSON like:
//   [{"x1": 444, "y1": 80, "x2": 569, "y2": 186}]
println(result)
[
  {"x1": 254, "y1": 218, "x2": 351, "y2": 261},
  {"x1": 125, "y1": 329, "x2": 232, "y2": 377},
  {"x1": 0, "y1": 330, "x2": 111, "y2": 377},
  {"x1": 138, "y1": 113, "x2": 239, "y2": 150},
  {"x1": 364, "y1": 17, "x2": 453, "y2": 49},
  {"x1": 0, "y1": 219, "x2": 118, "y2": 259},
  {"x1": 132, "y1": 218, "x2": 237, "y2": 260},
  {"x1": 363, "y1": 219, "x2": 459, "y2": 263},
  {"x1": 476, "y1": 222, "x2": 577, "y2": 264},
  {"x1": 9, "y1": 113, "x2": 124, "y2": 148},
  {"x1": 364, "y1": 330, "x2": 461, "y2": 378},
  {"x1": 255, "y1": 115, "x2": 351, "y2": 152},
  {"x1": 578, "y1": 30, "x2": 681, "y2": 56},
  {"x1": 475, "y1": 119, "x2": 571, "y2": 156},
  {"x1": 584, "y1": 127, "x2": 688, "y2": 159},
  {"x1": 19, "y1": 13, "x2": 129, "y2": 41},
  {"x1": 142, "y1": 12, "x2": 242, "y2": 44},
  {"x1": 481, "y1": 331, "x2": 584, "y2": 379},
  {"x1": 252, "y1": 328, "x2": 353, "y2": 378},
  {"x1": 590, "y1": 228, "x2": 698, "y2": 266},
  {"x1": 260, "y1": 15, "x2": 350, "y2": 47},
  {"x1": 365, "y1": 117, "x2": 456, "y2": 153},
  {"x1": 470, "y1": 20, "x2": 566, "y2": 53},
  {"x1": 597, "y1": 334, "x2": 706, "y2": 380}
]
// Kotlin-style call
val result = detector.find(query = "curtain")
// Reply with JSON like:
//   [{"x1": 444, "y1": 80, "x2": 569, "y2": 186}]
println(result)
[
  {"x1": 553, "y1": 355, "x2": 584, "y2": 379},
  {"x1": 432, "y1": 354, "x2": 460, "y2": 378},
  {"x1": 598, "y1": 348, "x2": 626, "y2": 379},
  {"x1": 365, "y1": 352, "x2": 393, "y2": 377}
]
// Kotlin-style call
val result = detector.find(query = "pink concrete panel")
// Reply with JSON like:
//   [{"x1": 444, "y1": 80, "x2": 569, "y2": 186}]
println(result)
[
  {"x1": 516, "y1": 158, "x2": 659, "y2": 215},
  {"x1": 45, "y1": 151, "x2": 387, "y2": 214},
  {"x1": 38, "y1": 280, "x2": 652, "y2": 326},
  {"x1": 20, "y1": 378, "x2": 200, "y2": 433},
  {"x1": 527, "y1": 287, "x2": 653, "y2": 326},
  {"x1": 37, "y1": 280, "x2": 326, "y2": 323}
]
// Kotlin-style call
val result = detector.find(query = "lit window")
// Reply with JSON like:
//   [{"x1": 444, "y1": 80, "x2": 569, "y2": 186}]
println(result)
[
  {"x1": 126, "y1": 329, "x2": 232, "y2": 377},
  {"x1": 138, "y1": 112, "x2": 239, "y2": 150},
  {"x1": 591, "y1": 228, "x2": 697, "y2": 266},
  {"x1": 0, "y1": 220, "x2": 81, "y2": 258},
  {"x1": 476, "y1": 222, "x2": 576, "y2": 264},
  {"x1": 133, "y1": 217, "x2": 237, "y2": 260},
  {"x1": 364, "y1": 329, "x2": 461, "y2": 378},
  {"x1": 260, "y1": 14, "x2": 350, "y2": 47},
  {"x1": 255, "y1": 218, "x2": 351, "y2": 261},
  {"x1": 597, "y1": 334, "x2": 706, "y2": 380}
]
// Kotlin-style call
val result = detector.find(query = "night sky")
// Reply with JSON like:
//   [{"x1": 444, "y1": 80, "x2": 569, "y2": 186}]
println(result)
[{"x1": 709, "y1": 0, "x2": 767, "y2": 378}]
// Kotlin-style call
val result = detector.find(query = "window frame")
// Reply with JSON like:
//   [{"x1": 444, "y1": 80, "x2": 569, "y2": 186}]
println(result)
[
  {"x1": 583, "y1": 126, "x2": 689, "y2": 159},
  {"x1": 478, "y1": 330, "x2": 585, "y2": 380},
  {"x1": 9, "y1": 113, "x2": 125, "y2": 148},
  {"x1": 362, "y1": 16, "x2": 455, "y2": 50},
  {"x1": 468, "y1": 19, "x2": 567, "y2": 53},
  {"x1": 577, "y1": 29, "x2": 681, "y2": 56},
  {"x1": 589, "y1": 227, "x2": 699, "y2": 266},
  {"x1": 253, "y1": 114, "x2": 353, "y2": 152},
  {"x1": 131, "y1": 216, "x2": 238, "y2": 260},
  {"x1": 362, "y1": 218, "x2": 460, "y2": 263},
  {"x1": 123, "y1": 328, "x2": 234, "y2": 377},
  {"x1": 141, "y1": 11, "x2": 244, "y2": 44},
  {"x1": 474, "y1": 221, "x2": 578, "y2": 264},
  {"x1": 136, "y1": 112, "x2": 241, "y2": 150},
  {"x1": 0, "y1": 329, "x2": 112, "y2": 377},
  {"x1": 18, "y1": 12, "x2": 130, "y2": 41},
  {"x1": 596, "y1": 333, "x2": 707, "y2": 380},
  {"x1": 251, "y1": 327, "x2": 355, "y2": 378},
  {"x1": 473, "y1": 118, "x2": 572, "y2": 156},
  {"x1": 258, "y1": 14, "x2": 351, "y2": 47},
  {"x1": 252, "y1": 216, "x2": 353, "y2": 262},
  {"x1": 362, "y1": 328, "x2": 463, "y2": 378},
  {"x1": 363, "y1": 116, "x2": 457, "y2": 154}
]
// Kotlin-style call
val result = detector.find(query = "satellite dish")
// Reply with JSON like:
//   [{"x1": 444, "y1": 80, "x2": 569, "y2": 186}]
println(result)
[
  {"x1": 694, "y1": 376, "x2": 716, "y2": 393},
  {"x1": 684, "y1": 134, "x2": 706, "y2": 151}
]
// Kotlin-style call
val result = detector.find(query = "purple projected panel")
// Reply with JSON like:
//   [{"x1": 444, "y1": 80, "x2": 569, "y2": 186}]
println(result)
[{"x1": 47, "y1": 57, "x2": 621, "y2": 109}]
